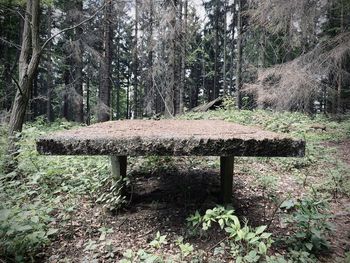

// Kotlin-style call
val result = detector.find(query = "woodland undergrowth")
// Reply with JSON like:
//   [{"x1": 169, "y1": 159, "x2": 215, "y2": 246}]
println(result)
[{"x1": 0, "y1": 108, "x2": 349, "y2": 262}]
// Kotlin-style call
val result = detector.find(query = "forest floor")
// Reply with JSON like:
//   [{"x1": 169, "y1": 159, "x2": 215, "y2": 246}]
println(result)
[
  {"x1": 1, "y1": 109, "x2": 350, "y2": 262},
  {"x1": 43, "y1": 154, "x2": 350, "y2": 263}
]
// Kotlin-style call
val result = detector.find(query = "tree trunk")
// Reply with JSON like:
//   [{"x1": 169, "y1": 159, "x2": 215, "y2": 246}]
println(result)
[
  {"x1": 202, "y1": 46, "x2": 206, "y2": 101},
  {"x1": 337, "y1": 0, "x2": 344, "y2": 114},
  {"x1": 46, "y1": 7, "x2": 54, "y2": 122},
  {"x1": 72, "y1": 0, "x2": 84, "y2": 123},
  {"x1": 116, "y1": 22, "x2": 121, "y2": 120},
  {"x1": 223, "y1": 0, "x2": 227, "y2": 95},
  {"x1": 98, "y1": 0, "x2": 113, "y2": 122},
  {"x1": 133, "y1": 0, "x2": 139, "y2": 118},
  {"x1": 164, "y1": 0, "x2": 177, "y2": 118},
  {"x1": 62, "y1": 64, "x2": 70, "y2": 120},
  {"x1": 86, "y1": 65, "x2": 91, "y2": 125},
  {"x1": 9, "y1": 0, "x2": 41, "y2": 136},
  {"x1": 235, "y1": 0, "x2": 243, "y2": 109},
  {"x1": 179, "y1": 0, "x2": 187, "y2": 114},
  {"x1": 126, "y1": 69, "x2": 130, "y2": 119},
  {"x1": 230, "y1": 0, "x2": 237, "y2": 96},
  {"x1": 145, "y1": 0, "x2": 155, "y2": 116},
  {"x1": 213, "y1": 0, "x2": 219, "y2": 100},
  {"x1": 31, "y1": 70, "x2": 39, "y2": 120}
]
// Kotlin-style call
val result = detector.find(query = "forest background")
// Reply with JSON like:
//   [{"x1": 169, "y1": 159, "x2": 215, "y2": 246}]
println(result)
[{"x1": 1, "y1": 0, "x2": 349, "y2": 127}]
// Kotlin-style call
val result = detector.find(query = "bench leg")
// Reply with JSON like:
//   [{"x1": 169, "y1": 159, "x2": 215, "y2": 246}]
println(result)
[
  {"x1": 220, "y1": 156, "x2": 234, "y2": 204},
  {"x1": 110, "y1": 156, "x2": 127, "y2": 194}
]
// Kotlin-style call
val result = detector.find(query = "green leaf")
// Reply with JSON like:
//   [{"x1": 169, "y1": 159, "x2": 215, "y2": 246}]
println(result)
[
  {"x1": 218, "y1": 219, "x2": 225, "y2": 229},
  {"x1": 31, "y1": 216, "x2": 39, "y2": 223},
  {"x1": 244, "y1": 250, "x2": 259, "y2": 262},
  {"x1": 280, "y1": 199, "x2": 296, "y2": 210},
  {"x1": 258, "y1": 242, "x2": 267, "y2": 254},
  {"x1": 16, "y1": 225, "x2": 32, "y2": 232},
  {"x1": 47, "y1": 228, "x2": 59, "y2": 236},
  {"x1": 232, "y1": 215, "x2": 241, "y2": 228},
  {"x1": 99, "y1": 232, "x2": 106, "y2": 241},
  {"x1": 249, "y1": 236, "x2": 260, "y2": 244},
  {"x1": 260, "y1": 233, "x2": 272, "y2": 239},
  {"x1": 0, "y1": 209, "x2": 11, "y2": 221},
  {"x1": 236, "y1": 229, "x2": 245, "y2": 240},
  {"x1": 305, "y1": 242, "x2": 313, "y2": 251},
  {"x1": 295, "y1": 232, "x2": 306, "y2": 238},
  {"x1": 236, "y1": 256, "x2": 243, "y2": 263},
  {"x1": 246, "y1": 232, "x2": 256, "y2": 241},
  {"x1": 255, "y1": 225, "x2": 267, "y2": 235}
]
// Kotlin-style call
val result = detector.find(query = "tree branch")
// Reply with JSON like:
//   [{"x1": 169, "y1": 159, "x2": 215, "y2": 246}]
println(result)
[
  {"x1": 40, "y1": 1, "x2": 109, "y2": 54},
  {"x1": 10, "y1": 75, "x2": 24, "y2": 98},
  {"x1": 0, "y1": 5, "x2": 26, "y2": 22},
  {"x1": 0, "y1": 37, "x2": 21, "y2": 50}
]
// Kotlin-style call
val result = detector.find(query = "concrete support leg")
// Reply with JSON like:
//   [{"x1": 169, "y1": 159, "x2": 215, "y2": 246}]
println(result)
[
  {"x1": 110, "y1": 156, "x2": 127, "y2": 194},
  {"x1": 220, "y1": 156, "x2": 234, "y2": 204}
]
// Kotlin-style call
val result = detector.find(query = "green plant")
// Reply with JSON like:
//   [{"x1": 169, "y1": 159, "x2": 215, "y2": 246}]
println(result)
[
  {"x1": 0, "y1": 205, "x2": 58, "y2": 261},
  {"x1": 288, "y1": 249, "x2": 317, "y2": 263},
  {"x1": 175, "y1": 236, "x2": 194, "y2": 258},
  {"x1": 222, "y1": 96, "x2": 236, "y2": 111},
  {"x1": 149, "y1": 231, "x2": 168, "y2": 249},
  {"x1": 0, "y1": 119, "x2": 114, "y2": 260},
  {"x1": 98, "y1": 226, "x2": 114, "y2": 241},
  {"x1": 280, "y1": 195, "x2": 333, "y2": 254},
  {"x1": 225, "y1": 223, "x2": 273, "y2": 262},
  {"x1": 120, "y1": 232, "x2": 168, "y2": 263},
  {"x1": 255, "y1": 175, "x2": 279, "y2": 222},
  {"x1": 187, "y1": 206, "x2": 275, "y2": 262},
  {"x1": 324, "y1": 164, "x2": 350, "y2": 198},
  {"x1": 120, "y1": 249, "x2": 163, "y2": 263},
  {"x1": 187, "y1": 206, "x2": 237, "y2": 232},
  {"x1": 96, "y1": 176, "x2": 129, "y2": 211}
]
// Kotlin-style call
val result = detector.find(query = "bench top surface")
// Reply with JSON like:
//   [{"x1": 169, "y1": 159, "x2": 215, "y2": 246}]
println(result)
[{"x1": 36, "y1": 120, "x2": 305, "y2": 157}]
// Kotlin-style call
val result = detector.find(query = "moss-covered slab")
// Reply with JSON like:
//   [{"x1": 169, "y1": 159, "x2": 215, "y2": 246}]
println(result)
[{"x1": 36, "y1": 120, "x2": 305, "y2": 157}]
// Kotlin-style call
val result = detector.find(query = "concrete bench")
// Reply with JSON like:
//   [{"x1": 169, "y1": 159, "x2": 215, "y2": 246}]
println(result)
[{"x1": 36, "y1": 120, "x2": 305, "y2": 204}]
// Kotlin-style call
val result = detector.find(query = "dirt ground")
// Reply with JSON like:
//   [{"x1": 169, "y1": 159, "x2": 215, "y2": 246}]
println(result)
[{"x1": 41, "y1": 141, "x2": 350, "y2": 262}]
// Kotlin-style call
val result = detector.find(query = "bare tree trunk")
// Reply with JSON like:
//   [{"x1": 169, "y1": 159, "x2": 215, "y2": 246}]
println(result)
[
  {"x1": 230, "y1": 0, "x2": 237, "y2": 96},
  {"x1": 7, "y1": 0, "x2": 106, "y2": 163},
  {"x1": 235, "y1": 0, "x2": 243, "y2": 109},
  {"x1": 142, "y1": 0, "x2": 155, "y2": 116},
  {"x1": 202, "y1": 46, "x2": 206, "y2": 100},
  {"x1": 98, "y1": 0, "x2": 113, "y2": 122},
  {"x1": 46, "y1": 7, "x2": 54, "y2": 122},
  {"x1": 62, "y1": 64, "x2": 70, "y2": 119},
  {"x1": 337, "y1": 0, "x2": 344, "y2": 114},
  {"x1": 213, "y1": 0, "x2": 220, "y2": 100},
  {"x1": 164, "y1": 0, "x2": 177, "y2": 118},
  {"x1": 116, "y1": 22, "x2": 121, "y2": 120},
  {"x1": 223, "y1": 0, "x2": 227, "y2": 96},
  {"x1": 126, "y1": 69, "x2": 130, "y2": 119},
  {"x1": 179, "y1": 0, "x2": 187, "y2": 114},
  {"x1": 149, "y1": 0, "x2": 155, "y2": 116},
  {"x1": 133, "y1": 0, "x2": 139, "y2": 118},
  {"x1": 86, "y1": 64, "x2": 91, "y2": 125},
  {"x1": 72, "y1": 0, "x2": 84, "y2": 123},
  {"x1": 30, "y1": 70, "x2": 38, "y2": 120},
  {"x1": 9, "y1": 0, "x2": 41, "y2": 136}
]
